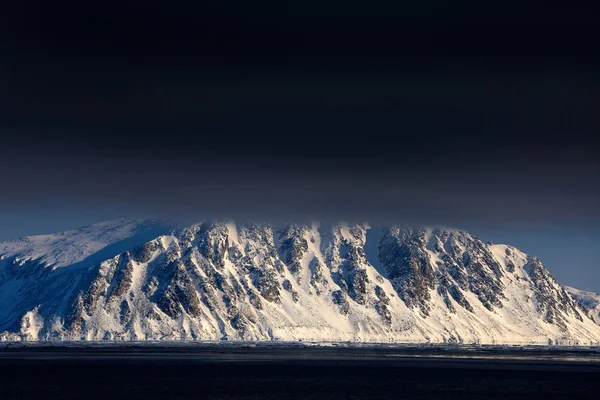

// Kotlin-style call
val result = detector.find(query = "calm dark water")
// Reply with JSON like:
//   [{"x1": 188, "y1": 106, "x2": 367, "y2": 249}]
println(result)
[{"x1": 1, "y1": 346, "x2": 599, "y2": 399}]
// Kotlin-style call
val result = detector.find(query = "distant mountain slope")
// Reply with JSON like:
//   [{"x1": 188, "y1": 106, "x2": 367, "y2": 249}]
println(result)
[
  {"x1": 565, "y1": 286, "x2": 600, "y2": 325},
  {"x1": 0, "y1": 218, "x2": 169, "y2": 269},
  {"x1": 1, "y1": 220, "x2": 598, "y2": 344}
]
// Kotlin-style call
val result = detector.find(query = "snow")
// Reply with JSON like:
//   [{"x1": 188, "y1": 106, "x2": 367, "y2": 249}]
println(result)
[
  {"x1": 226, "y1": 221, "x2": 240, "y2": 246},
  {"x1": 489, "y1": 244, "x2": 528, "y2": 268},
  {"x1": 0, "y1": 220, "x2": 599, "y2": 344},
  {"x1": 565, "y1": 286, "x2": 600, "y2": 325},
  {"x1": 0, "y1": 218, "x2": 170, "y2": 269}
]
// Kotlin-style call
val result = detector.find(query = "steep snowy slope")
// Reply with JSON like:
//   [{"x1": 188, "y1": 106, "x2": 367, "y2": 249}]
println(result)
[
  {"x1": 566, "y1": 286, "x2": 600, "y2": 325},
  {"x1": 0, "y1": 218, "x2": 169, "y2": 269},
  {"x1": 0, "y1": 221, "x2": 598, "y2": 344}
]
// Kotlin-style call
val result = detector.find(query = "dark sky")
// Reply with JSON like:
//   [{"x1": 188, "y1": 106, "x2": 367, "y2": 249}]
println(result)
[{"x1": 0, "y1": 2, "x2": 599, "y2": 289}]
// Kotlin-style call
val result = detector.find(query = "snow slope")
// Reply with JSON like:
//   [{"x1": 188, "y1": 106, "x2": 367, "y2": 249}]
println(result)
[
  {"x1": 565, "y1": 286, "x2": 600, "y2": 325},
  {"x1": 0, "y1": 218, "x2": 169, "y2": 269},
  {"x1": 0, "y1": 220, "x2": 598, "y2": 344}
]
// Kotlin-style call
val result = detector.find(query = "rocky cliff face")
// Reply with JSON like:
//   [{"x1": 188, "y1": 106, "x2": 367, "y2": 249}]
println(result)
[{"x1": 1, "y1": 219, "x2": 598, "y2": 344}]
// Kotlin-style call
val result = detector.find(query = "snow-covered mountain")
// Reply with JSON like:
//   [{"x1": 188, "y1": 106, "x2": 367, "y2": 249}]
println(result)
[
  {"x1": 565, "y1": 286, "x2": 600, "y2": 325},
  {"x1": 1, "y1": 219, "x2": 598, "y2": 344}
]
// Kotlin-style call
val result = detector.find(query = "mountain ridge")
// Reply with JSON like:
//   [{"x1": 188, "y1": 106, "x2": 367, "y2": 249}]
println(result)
[
  {"x1": 566, "y1": 286, "x2": 600, "y2": 325},
  {"x1": 1, "y1": 219, "x2": 598, "y2": 344}
]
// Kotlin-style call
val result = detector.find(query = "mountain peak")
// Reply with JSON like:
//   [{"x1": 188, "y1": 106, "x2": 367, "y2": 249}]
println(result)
[
  {"x1": 1, "y1": 219, "x2": 598, "y2": 344},
  {"x1": 565, "y1": 286, "x2": 600, "y2": 325},
  {"x1": 0, "y1": 217, "x2": 170, "y2": 269}
]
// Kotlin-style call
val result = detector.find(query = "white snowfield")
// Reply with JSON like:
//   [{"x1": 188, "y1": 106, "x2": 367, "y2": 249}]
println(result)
[
  {"x1": 0, "y1": 218, "x2": 166, "y2": 269},
  {"x1": 0, "y1": 218, "x2": 598, "y2": 345}
]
